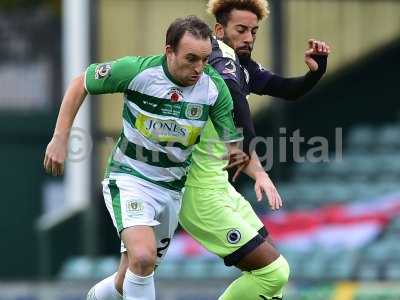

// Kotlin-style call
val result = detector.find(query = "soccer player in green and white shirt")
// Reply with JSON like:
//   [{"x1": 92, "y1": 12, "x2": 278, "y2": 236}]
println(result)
[{"x1": 44, "y1": 16, "x2": 245, "y2": 300}]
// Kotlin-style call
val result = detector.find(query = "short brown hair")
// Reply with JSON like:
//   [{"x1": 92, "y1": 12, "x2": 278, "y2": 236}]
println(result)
[
  {"x1": 166, "y1": 16, "x2": 212, "y2": 52},
  {"x1": 207, "y1": 0, "x2": 269, "y2": 26}
]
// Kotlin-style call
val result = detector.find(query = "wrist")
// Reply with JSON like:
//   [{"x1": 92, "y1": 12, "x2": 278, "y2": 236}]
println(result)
[
  {"x1": 53, "y1": 130, "x2": 70, "y2": 140},
  {"x1": 254, "y1": 169, "x2": 269, "y2": 181},
  {"x1": 310, "y1": 55, "x2": 327, "y2": 73}
]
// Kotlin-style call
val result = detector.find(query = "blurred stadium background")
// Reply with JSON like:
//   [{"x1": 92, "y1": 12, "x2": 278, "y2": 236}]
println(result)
[{"x1": 1, "y1": 0, "x2": 400, "y2": 299}]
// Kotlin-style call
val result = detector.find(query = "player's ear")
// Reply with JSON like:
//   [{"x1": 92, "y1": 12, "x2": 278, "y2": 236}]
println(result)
[
  {"x1": 214, "y1": 23, "x2": 225, "y2": 40},
  {"x1": 165, "y1": 45, "x2": 174, "y2": 58}
]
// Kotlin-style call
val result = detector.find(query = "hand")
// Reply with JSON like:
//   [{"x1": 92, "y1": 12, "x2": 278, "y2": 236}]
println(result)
[
  {"x1": 231, "y1": 161, "x2": 249, "y2": 183},
  {"x1": 254, "y1": 172, "x2": 282, "y2": 211},
  {"x1": 222, "y1": 147, "x2": 250, "y2": 179},
  {"x1": 43, "y1": 132, "x2": 69, "y2": 176},
  {"x1": 305, "y1": 39, "x2": 331, "y2": 72}
]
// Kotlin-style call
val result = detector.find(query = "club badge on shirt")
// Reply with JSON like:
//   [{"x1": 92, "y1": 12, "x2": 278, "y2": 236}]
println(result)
[
  {"x1": 167, "y1": 87, "x2": 184, "y2": 102},
  {"x1": 95, "y1": 63, "x2": 112, "y2": 80},
  {"x1": 185, "y1": 103, "x2": 203, "y2": 120}
]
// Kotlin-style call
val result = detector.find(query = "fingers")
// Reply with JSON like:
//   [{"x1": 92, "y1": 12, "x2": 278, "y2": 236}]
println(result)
[
  {"x1": 257, "y1": 183, "x2": 283, "y2": 211},
  {"x1": 318, "y1": 42, "x2": 323, "y2": 52},
  {"x1": 44, "y1": 153, "x2": 64, "y2": 176},
  {"x1": 221, "y1": 152, "x2": 247, "y2": 161},
  {"x1": 52, "y1": 161, "x2": 64, "y2": 176},
  {"x1": 43, "y1": 138, "x2": 68, "y2": 176},
  {"x1": 223, "y1": 151, "x2": 249, "y2": 170},
  {"x1": 304, "y1": 49, "x2": 314, "y2": 56},
  {"x1": 48, "y1": 159, "x2": 62, "y2": 176},
  {"x1": 54, "y1": 161, "x2": 64, "y2": 176},
  {"x1": 307, "y1": 39, "x2": 331, "y2": 56},
  {"x1": 222, "y1": 146, "x2": 240, "y2": 158},
  {"x1": 51, "y1": 161, "x2": 58, "y2": 176},
  {"x1": 273, "y1": 191, "x2": 283, "y2": 210},
  {"x1": 44, "y1": 152, "x2": 52, "y2": 174},
  {"x1": 223, "y1": 155, "x2": 248, "y2": 170},
  {"x1": 267, "y1": 188, "x2": 282, "y2": 211},
  {"x1": 43, "y1": 153, "x2": 48, "y2": 170},
  {"x1": 227, "y1": 149, "x2": 250, "y2": 180},
  {"x1": 59, "y1": 163, "x2": 65, "y2": 176},
  {"x1": 266, "y1": 188, "x2": 277, "y2": 210},
  {"x1": 232, "y1": 163, "x2": 246, "y2": 182},
  {"x1": 254, "y1": 184, "x2": 262, "y2": 202}
]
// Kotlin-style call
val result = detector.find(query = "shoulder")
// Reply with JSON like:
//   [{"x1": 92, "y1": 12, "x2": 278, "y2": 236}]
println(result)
[
  {"x1": 211, "y1": 38, "x2": 236, "y2": 61},
  {"x1": 209, "y1": 39, "x2": 242, "y2": 83},
  {"x1": 97, "y1": 55, "x2": 163, "y2": 79},
  {"x1": 242, "y1": 58, "x2": 262, "y2": 71},
  {"x1": 242, "y1": 59, "x2": 271, "y2": 75},
  {"x1": 204, "y1": 64, "x2": 228, "y2": 91},
  {"x1": 210, "y1": 38, "x2": 238, "y2": 65},
  {"x1": 117, "y1": 55, "x2": 164, "y2": 70}
]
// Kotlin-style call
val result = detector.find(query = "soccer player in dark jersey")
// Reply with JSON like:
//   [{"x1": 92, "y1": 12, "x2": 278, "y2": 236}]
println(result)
[
  {"x1": 209, "y1": 0, "x2": 329, "y2": 159},
  {"x1": 180, "y1": 1, "x2": 330, "y2": 299}
]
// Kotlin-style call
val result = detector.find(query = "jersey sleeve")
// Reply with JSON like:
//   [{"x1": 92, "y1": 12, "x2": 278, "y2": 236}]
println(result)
[
  {"x1": 250, "y1": 56, "x2": 327, "y2": 100},
  {"x1": 246, "y1": 59, "x2": 274, "y2": 95},
  {"x1": 84, "y1": 56, "x2": 140, "y2": 95},
  {"x1": 209, "y1": 74, "x2": 243, "y2": 143},
  {"x1": 210, "y1": 54, "x2": 255, "y2": 152},
  {"x1": 225, "y1": 79, "x2": 257, "y2": 155}
]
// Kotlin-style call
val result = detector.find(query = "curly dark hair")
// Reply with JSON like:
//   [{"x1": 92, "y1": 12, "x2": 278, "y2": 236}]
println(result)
[{"x1": 207, "y1": 0, "x2": 269, "y2": 26}]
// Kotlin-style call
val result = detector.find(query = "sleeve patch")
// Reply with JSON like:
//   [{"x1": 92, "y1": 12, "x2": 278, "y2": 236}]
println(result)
[
  {"x1": 95, "y1": 62, "x2": 112, "y2": 80},
  {"x1": 222, "y1": 60, "x2": 237, "y2": 77}
]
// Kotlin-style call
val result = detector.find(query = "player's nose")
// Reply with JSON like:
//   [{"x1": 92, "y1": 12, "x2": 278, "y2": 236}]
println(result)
[
  {"x1": 194, "y1": 61, "x2": 204, "y2": 74},
  {"x1": 243, "y1": 31, "x2": 254, "y2": 44}
]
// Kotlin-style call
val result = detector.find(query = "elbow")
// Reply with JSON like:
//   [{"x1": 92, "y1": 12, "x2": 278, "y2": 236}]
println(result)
[
  {"x1": 71, "y1": 73, "x2": 87, "y2": 96},
  {"x1": 283, "y1": 89, "x2": 311, "y2": 101},
  {"x1": 72, "y1": 73, "x2": 85, "y2": 86}
]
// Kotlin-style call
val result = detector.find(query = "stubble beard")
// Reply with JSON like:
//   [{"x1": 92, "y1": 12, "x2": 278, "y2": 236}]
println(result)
[{"x1": 222, "y1": 36, "x2": 252, "y2": 63}]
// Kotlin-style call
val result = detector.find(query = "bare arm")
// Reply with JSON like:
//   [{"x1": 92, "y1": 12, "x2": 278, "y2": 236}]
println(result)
[{"x1": 43, "y1": 73, "x2": 87, "y2": 176}]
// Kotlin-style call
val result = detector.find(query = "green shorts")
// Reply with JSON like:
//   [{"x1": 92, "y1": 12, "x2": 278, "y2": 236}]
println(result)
[{"x1": 179, "y1": 184, "x2": 267, "y2": 266}]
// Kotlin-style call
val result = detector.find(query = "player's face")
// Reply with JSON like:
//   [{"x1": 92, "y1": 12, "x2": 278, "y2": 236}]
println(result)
[
  {"x1": 166, "y1": 32, "x2": 212, "y2": 87},
  {"x1": 219, "y1": 9, "x2": 259, "y2": 61}
]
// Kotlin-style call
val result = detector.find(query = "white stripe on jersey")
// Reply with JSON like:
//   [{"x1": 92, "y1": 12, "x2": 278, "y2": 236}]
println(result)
[
  {"x1": 113, "y1": 147, "x2": 187, "y2": 182},
  {"x1": 128, "y1": 66, "x2": 219, "y2": 106}
]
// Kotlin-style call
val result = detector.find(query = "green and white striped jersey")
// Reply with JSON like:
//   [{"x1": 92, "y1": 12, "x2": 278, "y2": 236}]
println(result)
[{"x1": 85, "y1": 55, "x2": 241, "y2": 191}]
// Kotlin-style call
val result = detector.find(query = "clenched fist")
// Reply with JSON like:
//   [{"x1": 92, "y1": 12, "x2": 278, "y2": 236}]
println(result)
[
  {"x1": 305, "y1": 39, "x2": 331, "y2": 72},
  {"x1": 43, "y1": 132, "x2": 69, "y2": 176}
]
